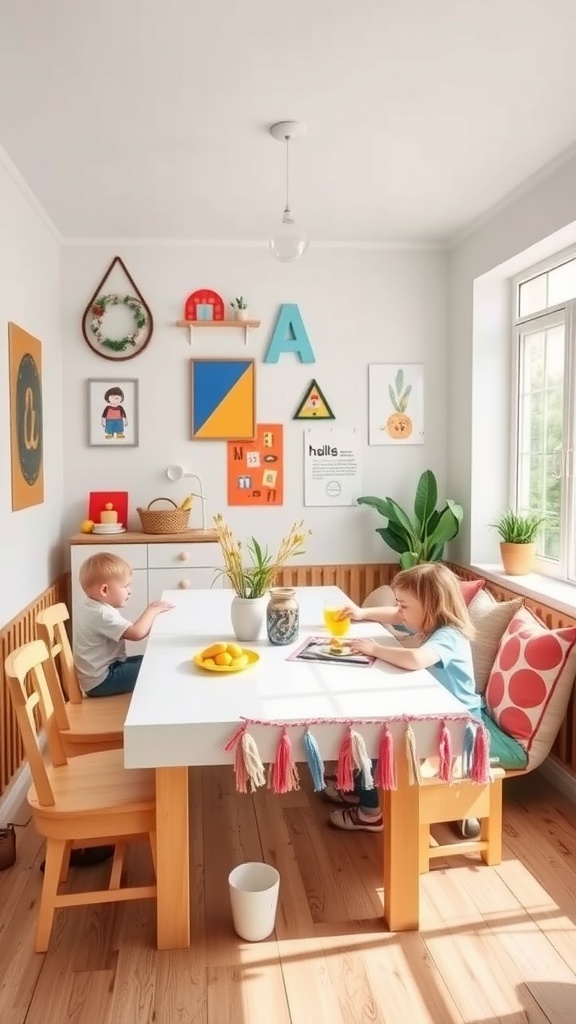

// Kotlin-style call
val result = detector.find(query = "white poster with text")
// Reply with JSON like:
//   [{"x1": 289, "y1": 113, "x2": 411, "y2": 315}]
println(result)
[{"x1": 303, "y1": 429, "x2": 362, "y2": 506}]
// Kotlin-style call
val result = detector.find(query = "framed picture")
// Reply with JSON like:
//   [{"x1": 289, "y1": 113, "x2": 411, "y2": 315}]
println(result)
[
  {"x1": 368, "y1": 364, "x2": 425, "y2": 445},
  {"x1": 8, "y1": 322, "x2": 44, "y2": 510},
  {"x1": 87, "y1": 379, "x2": 139, "y2": 446},
  {"x1": 190, "y1": 358, "x2": 256, "y2": 440}
]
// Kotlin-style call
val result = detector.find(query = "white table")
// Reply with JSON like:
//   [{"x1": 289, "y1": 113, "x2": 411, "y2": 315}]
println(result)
[{"x1": 124, "y1": 587, "x2": 471, "y2": 949}]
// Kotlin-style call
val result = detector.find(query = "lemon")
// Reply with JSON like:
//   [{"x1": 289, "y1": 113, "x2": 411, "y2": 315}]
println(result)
[
  {"x1": 80, "y1": 519, "x2": 94, "y2": 533},
  {"x1": 202, "y1": 642, "x2": 227, "y2": 659},
  {"x1": 215, "y1": 651, "x2": 233, "y2": 667},
  {"x1": 231, "y1": 654, "x2": 248, "y2": 669},
  {"x1": 202, "y1": 657, "x2": 216, "y2": 668},
  {"x1": 226, "y1": 642, "x2": 243, "y2": 658}
]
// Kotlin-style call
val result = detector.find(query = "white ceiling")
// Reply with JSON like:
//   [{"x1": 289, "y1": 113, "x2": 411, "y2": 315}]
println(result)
[{"x1": 2, "y1": 0, "x2": 576, "y2": 244}]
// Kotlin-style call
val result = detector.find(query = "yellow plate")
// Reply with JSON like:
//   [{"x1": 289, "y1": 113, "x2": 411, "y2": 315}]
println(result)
[{"x1": 193, "y1": 648, "x2": 260, "y2": 673}]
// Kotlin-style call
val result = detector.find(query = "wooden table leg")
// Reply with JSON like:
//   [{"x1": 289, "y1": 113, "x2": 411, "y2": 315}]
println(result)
[
  {"x1": 383, "y1": 746, "x2": 421, "y2": 931},
  {"x1": 155, "y1": 766, "x2": 190, "y2": 949}
]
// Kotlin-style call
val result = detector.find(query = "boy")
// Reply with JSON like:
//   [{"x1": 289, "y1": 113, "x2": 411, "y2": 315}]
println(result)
[{"x1": 74, "y1": 552, "x2": 174, "y2": 697}]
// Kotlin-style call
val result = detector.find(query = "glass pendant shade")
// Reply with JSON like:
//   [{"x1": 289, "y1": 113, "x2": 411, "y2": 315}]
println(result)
[{"x1": 268, "y1": 210, "x2": 309, "y2": 262}]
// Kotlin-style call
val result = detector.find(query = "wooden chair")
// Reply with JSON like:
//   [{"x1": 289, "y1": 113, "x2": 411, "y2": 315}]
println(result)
[
  {"x1": 36, "y1": 603, "x2": 129, "y2": 755},
  {"x1": 4, "y1": 639, "x2": 156, "y2": 952},
  {"x1": 417, "y1": 768, "x2": 504, "y2": 873}
]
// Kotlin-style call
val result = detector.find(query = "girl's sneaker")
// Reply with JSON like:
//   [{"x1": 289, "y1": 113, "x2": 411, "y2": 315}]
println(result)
[{"x1": 330, "y1": 806, "x2": 383, "y2": 833}]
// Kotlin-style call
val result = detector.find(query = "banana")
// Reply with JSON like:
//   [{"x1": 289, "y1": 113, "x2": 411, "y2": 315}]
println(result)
[
  {"x1": 178, "y1": 495, "x2": 193, "y2": 511},
  {"x1": 201, "y1": 642, "x2": 227, "y2": 659}
]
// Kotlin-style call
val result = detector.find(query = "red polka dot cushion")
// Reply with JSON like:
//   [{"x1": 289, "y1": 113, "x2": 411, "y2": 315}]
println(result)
[{"x1": 485, "y1": 607, "x2": 576, "y2": 769}]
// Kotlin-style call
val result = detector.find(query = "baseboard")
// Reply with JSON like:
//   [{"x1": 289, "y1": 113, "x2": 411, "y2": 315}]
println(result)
[
  {"x1": 0, "y1": 762, "x2": 31, "y2": 824},
  {"x1": 539, "y1": 755, "x2": 576, "y2": 804}
]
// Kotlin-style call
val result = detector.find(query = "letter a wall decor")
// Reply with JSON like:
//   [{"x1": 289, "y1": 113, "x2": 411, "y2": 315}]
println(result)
[
  {"x1": 8, "y1": 322, "x2": 44, "y2": 510},
  {"x1": 190, "y1": 358, "x2": 256, "y2": 439},
  {"x1": 263, "y1": 303, "x2": 315, "y2": 363}
]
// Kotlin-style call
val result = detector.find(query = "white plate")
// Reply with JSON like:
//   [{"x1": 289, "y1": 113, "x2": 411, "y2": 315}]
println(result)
[{"x1": 92, "y1": 524, "x2": 126, "y2": 533}]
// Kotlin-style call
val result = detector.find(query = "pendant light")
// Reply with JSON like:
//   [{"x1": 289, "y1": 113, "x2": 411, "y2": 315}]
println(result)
[{"x1": 268, "y1": 121, "x2": 309, "y2": 262}]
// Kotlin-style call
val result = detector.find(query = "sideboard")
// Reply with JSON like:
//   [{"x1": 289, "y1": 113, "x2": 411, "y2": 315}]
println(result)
[{"x1": 69, "y1": 530, "x2": 224, "y2": 652}]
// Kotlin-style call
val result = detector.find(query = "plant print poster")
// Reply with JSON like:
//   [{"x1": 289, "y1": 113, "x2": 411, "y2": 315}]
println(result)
[{"x1": 368, "y1": 364, "x2": 424, "y2": 445}]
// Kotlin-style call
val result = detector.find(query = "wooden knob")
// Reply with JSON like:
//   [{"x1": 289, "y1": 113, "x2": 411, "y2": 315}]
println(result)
[
  {"x1": 179, "y1": 551, "x2": 190, "y2": 561},
  {"x1": 179, "y1": 579, "x2": 190, "y2": 589}
]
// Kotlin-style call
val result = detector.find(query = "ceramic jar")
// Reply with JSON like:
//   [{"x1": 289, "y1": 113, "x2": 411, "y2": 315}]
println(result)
[
  {"x1": 230, "y1": 595, "x2": 267, "y2": 642},
  {"x1": 266, "y1": 587, "x2": 299, "y2": 645}
]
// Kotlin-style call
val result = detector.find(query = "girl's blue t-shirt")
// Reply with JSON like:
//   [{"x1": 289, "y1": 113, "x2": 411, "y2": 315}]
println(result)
[{"x1": 424, "y1": 625, "x2": 481, "y2": 717}]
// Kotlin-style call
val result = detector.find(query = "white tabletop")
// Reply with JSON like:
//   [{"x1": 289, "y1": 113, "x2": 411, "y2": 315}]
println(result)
[{"x1": 123, "y1": 587, "x2": 470, "y2": 769}]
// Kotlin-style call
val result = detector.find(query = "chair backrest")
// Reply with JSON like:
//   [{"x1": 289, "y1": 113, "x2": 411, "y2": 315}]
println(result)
[
  {"x1": 4, "y1": 639, "x2": 69, "y2": 806},
  {"x1": 36, "y1": 603, "x2": 83, "y2": 704}
]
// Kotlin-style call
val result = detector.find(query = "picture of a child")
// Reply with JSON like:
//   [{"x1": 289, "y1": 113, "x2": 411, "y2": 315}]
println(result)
[{"x1": 101, "y1": 386, "x2": 128, "y2": 439}]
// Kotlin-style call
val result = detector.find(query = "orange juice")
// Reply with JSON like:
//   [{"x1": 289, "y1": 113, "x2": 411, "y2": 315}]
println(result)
[{"x1": 323, "y1": 607, "x2": 350, "y2": 637}]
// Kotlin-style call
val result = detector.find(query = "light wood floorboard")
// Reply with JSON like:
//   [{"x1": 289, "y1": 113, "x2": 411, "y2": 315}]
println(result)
[{"x1": 1, "y1": 769, "x2": 576, "y2": 1023}]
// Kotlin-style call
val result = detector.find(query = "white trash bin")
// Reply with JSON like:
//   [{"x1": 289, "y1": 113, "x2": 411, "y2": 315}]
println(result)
[{"x1": 228, "y1": 862, "x2": 280, "y2": 942}]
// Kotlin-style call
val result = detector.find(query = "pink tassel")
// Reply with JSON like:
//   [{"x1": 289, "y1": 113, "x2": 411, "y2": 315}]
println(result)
[
  {"x1": 438, "y1": 721, "x2": 453, "y2": 783},
  {"x1": 224, "y1": 723, "x2": 246, "y2": 752},
  {"x1": 374, "y1": 725, "x2": 396, "y2": 791},
  {"x1": 234, "y1": 739, "x2": 249, "y2": 793},
  {"x1": 272, "y1": 729, "x2": 300, "y2": 794},
  {"x1": 471, "y1": 724, "x2": 490, "y2": 783},
  {"x1": 336, "y1": 726, "x2": 355, "y2": 791}
]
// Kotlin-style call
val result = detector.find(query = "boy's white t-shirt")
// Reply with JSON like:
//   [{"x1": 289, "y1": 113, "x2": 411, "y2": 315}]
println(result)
[{"x1": 73, "y1": 597, "x2": 131, "y2": 693}]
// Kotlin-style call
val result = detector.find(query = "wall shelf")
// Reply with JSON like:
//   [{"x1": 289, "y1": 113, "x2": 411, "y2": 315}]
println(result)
[{"x1": 175, "y1": 319, "x2": 261, "y2": 346}]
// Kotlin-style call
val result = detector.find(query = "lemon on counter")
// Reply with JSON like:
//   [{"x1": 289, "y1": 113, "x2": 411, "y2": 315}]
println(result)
[{"x1": 80, "y1": 519, "x2": 94, "y2": 533}]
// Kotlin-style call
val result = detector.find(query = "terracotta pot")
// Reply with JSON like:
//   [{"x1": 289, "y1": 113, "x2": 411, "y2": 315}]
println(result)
[{"x1": 499, "y1": 542, "x2": 536, "y2": 575}]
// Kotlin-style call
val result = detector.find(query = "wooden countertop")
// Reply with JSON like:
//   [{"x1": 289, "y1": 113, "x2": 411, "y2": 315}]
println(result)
[{"x1": 70, "y1": 529, "x2": 219, "y2": 544}]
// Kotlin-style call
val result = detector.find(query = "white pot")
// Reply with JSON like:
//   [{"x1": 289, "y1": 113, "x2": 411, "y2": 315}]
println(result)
[
  {"x1": 235, "y1": 309, "x2": 249, "y2": 321},
  {"x1": 230, "y1": 595, "x2": 267, "y2": 642}
]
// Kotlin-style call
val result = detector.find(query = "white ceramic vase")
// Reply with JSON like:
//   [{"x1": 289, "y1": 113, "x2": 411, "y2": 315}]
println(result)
[
  {"x1": 235, "y1": 309, "x2": 248, "y2": 321},
  {"x1": 230, "y1": 595, "x2": 267, "y2": 642}
]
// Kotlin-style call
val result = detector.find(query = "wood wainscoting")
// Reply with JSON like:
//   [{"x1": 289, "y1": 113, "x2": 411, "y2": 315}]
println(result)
[
  {"x1": 276, "y1": 562, "x2": 396, "y2": 606},
  {"x1": 0, "y1": 576, "x2": 68, "y2": 801}
]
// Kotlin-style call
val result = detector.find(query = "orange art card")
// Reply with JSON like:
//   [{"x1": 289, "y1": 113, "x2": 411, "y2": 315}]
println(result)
[{"x1": 227, "y1": 424, "x2": 283, "y2": 506}]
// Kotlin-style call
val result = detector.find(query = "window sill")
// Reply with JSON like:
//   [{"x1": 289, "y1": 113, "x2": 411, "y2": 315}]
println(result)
[{"x1": 470, "y1": 563, "x2": 576, "y2": 618}]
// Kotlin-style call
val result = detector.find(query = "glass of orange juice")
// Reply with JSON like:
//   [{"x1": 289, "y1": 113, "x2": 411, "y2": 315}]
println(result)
[{"x1": 323, "y1": 601, "x2": 350, "y2": 637}]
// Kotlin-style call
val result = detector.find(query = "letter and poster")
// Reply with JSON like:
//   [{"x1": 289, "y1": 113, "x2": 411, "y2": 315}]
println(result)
[
  {"x1": 8, "y1": 323, "x2": 44, "y2": 511},
  {"x1": 303, "y1": 428, "x2": 361, "y2": 506},
  {"x1": 227, "y1": 423, "x2": 283, "y2": 505}
]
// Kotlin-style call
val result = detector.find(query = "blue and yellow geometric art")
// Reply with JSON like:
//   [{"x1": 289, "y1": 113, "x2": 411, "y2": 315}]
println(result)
[{"x1": 190, "y1": 358, "x2": 256, "y2": 439}]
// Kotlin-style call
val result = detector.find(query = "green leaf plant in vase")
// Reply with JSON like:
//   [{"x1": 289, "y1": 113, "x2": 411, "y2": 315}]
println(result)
[
  {"x1": 490, "y1": 508, "x2": 548, "y2": 575},
  {"x1": 213, "y1": 514, "x2": 311, "y2": 642},
  {"x1": 357, "y1": 469, "x2": 463, "y2": 568},
  {"x1": 230, "y1": 296, "x2": 249, "y2": 321}
]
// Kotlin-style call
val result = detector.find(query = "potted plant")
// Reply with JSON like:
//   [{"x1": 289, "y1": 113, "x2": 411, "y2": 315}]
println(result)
[
  {"x1": 490, "y1": 509, "x2": 548, "y2": 575},
  {"x1": 230, "y1": 297, "x2": 249, "y2": 321},
  {"x1": 212, "y1": 514, "x2": 311, "y2": 640},
  {"x1": 357, "y1": 469, "x2": 463, "y2": 568}
]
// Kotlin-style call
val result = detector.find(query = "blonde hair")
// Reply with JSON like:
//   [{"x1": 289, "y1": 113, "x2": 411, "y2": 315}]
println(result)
[
  {"x1": 79, "y1": 552, "x2": 132, "y2": 593},
  {"x1": 392, "y1": 563, "x2": 475, "y2": 639}
]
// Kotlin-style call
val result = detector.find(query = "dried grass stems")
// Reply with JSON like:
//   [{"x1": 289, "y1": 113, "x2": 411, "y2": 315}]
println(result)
[{"x1": 213, "y1": 514, "x2": 311, "y2": 598}]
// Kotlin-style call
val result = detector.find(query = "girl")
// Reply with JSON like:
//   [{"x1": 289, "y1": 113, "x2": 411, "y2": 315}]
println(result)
[{"x1": 326, "y1": 563, "x2": 480, "y2": 833}]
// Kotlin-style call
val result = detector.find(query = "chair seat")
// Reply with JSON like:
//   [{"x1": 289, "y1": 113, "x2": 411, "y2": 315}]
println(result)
[
  {"x1": 28, "y1": 747, "x2": 155, "y2": 823},
  {"x1": 64, "y1": 692, "x2": 130, "y2": 742}
]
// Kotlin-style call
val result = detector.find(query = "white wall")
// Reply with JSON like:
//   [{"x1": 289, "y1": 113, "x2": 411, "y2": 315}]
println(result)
[
  {"x1": 60, "y1": 243, "x2": 448, "y2": 566},
  {"x1": 448, "y1": 153, "x2": 576, "y2": 564},
  {"x1": 0, "y1": 147, "x2": 63, "y2": 627}
]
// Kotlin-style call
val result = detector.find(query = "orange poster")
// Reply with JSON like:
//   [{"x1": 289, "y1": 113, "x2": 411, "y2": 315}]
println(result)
[{"x1": 227, "y1": 424, "x2": 283, "y2": 506}]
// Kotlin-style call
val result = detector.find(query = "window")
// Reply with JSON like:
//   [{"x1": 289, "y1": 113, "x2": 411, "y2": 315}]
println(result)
[{"x1": 513, "y1": 249, "x2": 576, "y2": 581}]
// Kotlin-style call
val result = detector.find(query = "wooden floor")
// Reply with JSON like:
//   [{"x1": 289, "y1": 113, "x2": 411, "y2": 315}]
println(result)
[{"x1": 1, "y1": 768, "x2": 576, "y2": 1024}]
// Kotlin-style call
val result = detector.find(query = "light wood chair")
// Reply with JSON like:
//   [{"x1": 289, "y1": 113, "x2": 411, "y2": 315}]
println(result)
[
  {"x1": 36, "y1": 603, "x2": 129, "y2": 755},
  {"x1": 4, "y1": 639, "x2": 157, "y2": 952},
  {"x1": 418, "y1": 768, "x2": 504, "y2": 873}
]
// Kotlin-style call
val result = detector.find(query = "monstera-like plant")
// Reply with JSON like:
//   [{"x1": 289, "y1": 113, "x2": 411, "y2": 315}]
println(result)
[{"x1": 357, "y1": 469, "x2": 463, "y2": 568}]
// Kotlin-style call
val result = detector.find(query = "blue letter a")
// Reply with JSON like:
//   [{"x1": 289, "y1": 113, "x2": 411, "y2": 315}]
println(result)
[{"x1": 264, "y1": 304, "x2": 315, "y2": 363}]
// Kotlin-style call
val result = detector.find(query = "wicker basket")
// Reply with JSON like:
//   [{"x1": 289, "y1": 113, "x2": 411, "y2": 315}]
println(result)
[{"x1": 136, "y1": 497, "x2": 191, "y2": 535}]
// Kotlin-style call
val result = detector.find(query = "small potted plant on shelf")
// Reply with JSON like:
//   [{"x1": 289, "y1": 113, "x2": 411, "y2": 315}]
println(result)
[
  {"x1": 490, "y1": 509, "x2": 548, "y2": 575},
  {"x1": 230, "y1": 297, "x2": 249, "y2": 321}
]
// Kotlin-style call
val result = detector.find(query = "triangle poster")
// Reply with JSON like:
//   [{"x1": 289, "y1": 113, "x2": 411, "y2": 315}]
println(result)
[{"x1": 293, "y1": 379, "x2": 335, "y2": 420}]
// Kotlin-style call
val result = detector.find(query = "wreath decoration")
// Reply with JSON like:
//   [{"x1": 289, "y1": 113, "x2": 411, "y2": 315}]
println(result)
[{"x1": 89, "y1": 293, "x2": 149, "y2": 353}]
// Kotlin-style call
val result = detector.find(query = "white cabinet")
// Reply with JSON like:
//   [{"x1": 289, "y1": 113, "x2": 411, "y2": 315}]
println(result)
[{"x1": 70, "y1": 538, "x2": 223, "y2": 653}]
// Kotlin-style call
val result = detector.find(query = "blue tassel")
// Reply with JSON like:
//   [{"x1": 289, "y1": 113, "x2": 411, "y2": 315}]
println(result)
[
  {"x1": 462, "y1": 722, "x2": 476, "y2": 778},
  {"x1": 303, "y1": 729, "x2": 325, "y2": 792}
]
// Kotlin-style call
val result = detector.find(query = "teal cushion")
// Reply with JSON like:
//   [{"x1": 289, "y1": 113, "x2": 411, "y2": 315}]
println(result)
[{"x1": 481, "y1": 708, "x2": 529, "y2": 771}]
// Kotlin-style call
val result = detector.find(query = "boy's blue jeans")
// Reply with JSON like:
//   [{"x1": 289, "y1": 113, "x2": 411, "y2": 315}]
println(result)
[{"x1": 86, "y1": 655, "x2": 142, "y2": 697}]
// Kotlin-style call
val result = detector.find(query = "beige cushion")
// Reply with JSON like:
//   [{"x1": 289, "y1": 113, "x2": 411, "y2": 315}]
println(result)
[
  {"x1": 468, "y1": 590, "x2": 524, "y2": 694},
  {"x1": 362, "y1": 585, "x2": 396, "y2": 608}
]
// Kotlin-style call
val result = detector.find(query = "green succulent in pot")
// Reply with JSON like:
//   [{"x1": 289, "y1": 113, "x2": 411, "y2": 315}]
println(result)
[
  {"x1": 490, "y1": 509, "x2": 548, "y2": 544},
  {"x1": 357, "y1": 469, "x2": 463, "y2": 569}
]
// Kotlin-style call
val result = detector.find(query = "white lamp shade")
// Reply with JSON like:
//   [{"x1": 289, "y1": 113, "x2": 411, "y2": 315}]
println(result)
[{"x1": 268, "y1": 212, "x2": 309, "y2": 262}]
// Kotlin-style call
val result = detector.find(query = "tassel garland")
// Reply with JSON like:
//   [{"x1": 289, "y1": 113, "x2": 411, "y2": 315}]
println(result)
[
  {"x1": 471, "y1": 723, "x2": 490, "y2": 783},
  {"x1": 234, "y1": 737, "x2": 249, "y2": 793},
  {"x1": 351, "y1": 729, "x2": 374, "y2": 790},
  {"x1": 303, "y1": 729, "x2": 325, "y2": 792},
  {"x1": 438, "y1": 721, "x2": 453, "y2": 783},
  {"x1": 272, "y1": 729, "x2": 300, "y2": 794},
  {"x1": 462, "y1": 721, "x2": 476, "y2": 778},
  {"x1": 336, "y1": 727, "x2": 355, "y2": 791},
  {"x1": 241, "y1": 732, "x2": 266, "y2": 792},
  {"x1": 404, "y1": 724, "x2": 422, "y2": 785},
  {"x1": 374, "y1": 725, "x2": 396, "y2": 790}
]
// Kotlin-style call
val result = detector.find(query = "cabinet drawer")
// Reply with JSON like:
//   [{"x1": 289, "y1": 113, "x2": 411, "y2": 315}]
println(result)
[
  {"x1": 71, "y1": 543, "x2": 148, "y2": 572},
  {"x1": 148, "y1": 567, "x2": 223, "y2": 600},
  {"x1": 147, "y1": 542, "x2": 222, "y2": 569}
]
